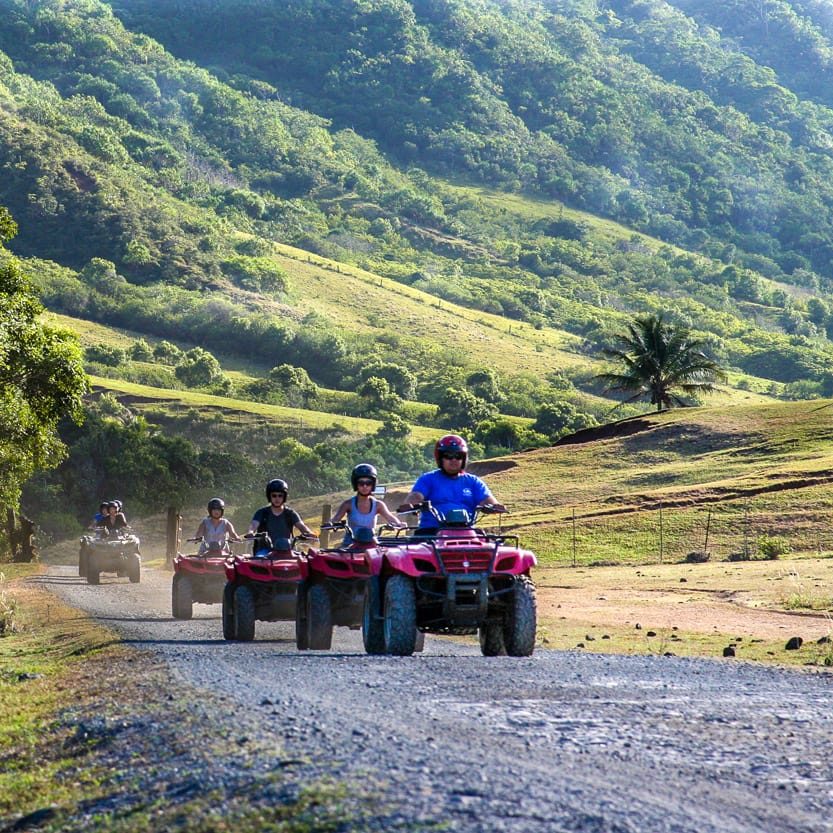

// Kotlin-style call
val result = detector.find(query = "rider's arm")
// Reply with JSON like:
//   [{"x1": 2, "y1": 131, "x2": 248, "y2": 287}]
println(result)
[
  {"x1": 481, "y1": 495, "x2": 507, "y2": 512},
  {"x1": 377, "y1": 501, "x2": 407, "y2": 527},
  {"x1": 289, "y1": 509, "x2": 317, "y2": 538},
  {"x1": 225, "y1": 520, "x2": 242, "y2": 541},
  {"x1": 329, "y1": 499, "x2": 350, "y2": 524},
  {"x1": 398, "y1": 490, "x2": 425, "y2": 511},
  {"x1": 195, "y1": 519, "x2": 206, "y2": 538}
]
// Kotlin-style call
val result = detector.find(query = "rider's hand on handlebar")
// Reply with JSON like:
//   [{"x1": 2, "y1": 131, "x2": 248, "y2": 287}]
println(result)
[{"x1": 478, "y1": 503, "x2": 508, "y2": 514}]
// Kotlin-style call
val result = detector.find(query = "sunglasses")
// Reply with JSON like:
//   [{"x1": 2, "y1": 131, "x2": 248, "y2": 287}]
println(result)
[
  {"x1": 270, "y1": 492, "x2": 286, "y2": 499},
  {"x1": 356, "y1": 479, "x2": 374, "y2": 487},
  {"x1": 442, "y1": 453, "x2": 464, "y2": 460}
]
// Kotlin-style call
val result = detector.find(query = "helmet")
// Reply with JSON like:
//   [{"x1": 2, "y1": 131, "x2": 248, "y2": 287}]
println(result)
[
  {"x1": 111, "y1": 499, "x2": 122, "y2": 512},
  {"x1": 207, "y1": 497, "x2": 225, "y2": 514},
  {"x1": 265, "y1": 478, "x2": 289, "y2": 500},
  {"x1": 106, "y1": 500, "x2": 118, "y2": 509},
  {"x1": 351, "y1": 463, "x2": 378, "y2": 490},
  {"x1": 99, "y1": 501, "x2": 108, "y2": 510},
  {"x1": 434, "y1": 434, "x2": 468, "y2": 468}
]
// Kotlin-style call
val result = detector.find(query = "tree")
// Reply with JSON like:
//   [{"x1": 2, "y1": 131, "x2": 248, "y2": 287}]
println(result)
[
  {"x1": 174, "y1": 347, "x2": 229, "y2": 390},
  {"x1": 0, "y1": 207, "x2": 87, "y2": 517},
  {"x1": 533, "y1": 402, "x2": 597, "y2": 440},
  {"x1": 596, "y1": 314, "x2": 726, "y2": 411}
]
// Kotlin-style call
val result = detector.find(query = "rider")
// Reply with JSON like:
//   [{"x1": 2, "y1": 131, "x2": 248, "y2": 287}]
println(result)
[
  {"x1": 101, "y1": 500, "x2": 128, "y2": 534},
  {"x1": 89, "y1": 501, "x2": 109, "y2": 529},
  {"x1": 195, "y1": 497, "x2": 242, "y2": 554},
  {"x1": 247, "y1": 478, "x2": 316, "y2": 555},
  {"x1": 399, "y1": 434, "x2": 506, "y2": 532},
  {"x1": 329, "y1": 463, "x2": 405, "y2": 546}
]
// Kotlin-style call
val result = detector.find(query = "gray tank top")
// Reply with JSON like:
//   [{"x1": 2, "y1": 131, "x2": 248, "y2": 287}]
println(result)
[{"x1": 342, "y1": 497, "x2": 377, "y2": 545}]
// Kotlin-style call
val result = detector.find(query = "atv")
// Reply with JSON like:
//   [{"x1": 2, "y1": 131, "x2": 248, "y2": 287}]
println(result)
[
  {"x1": 222, "y1": 531, "x2": 313, "y2": 641},
  {"x1": 171, "y1": 537, "x2": 232, "y2": 620},
  {"x1": 296, "y1": 522, "x2": 414, "y2": 652},
  {"x1": 83, "y1": 527, "x2": 142, "y2": 585},
  {"x1": 363, "y1": 503, "x2": 537, "y2": 657}
]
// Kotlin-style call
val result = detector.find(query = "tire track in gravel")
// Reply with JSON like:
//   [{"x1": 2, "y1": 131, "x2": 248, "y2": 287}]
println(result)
[{"x1": 37, "y1": 564, "x2": 833, "y2": 833}]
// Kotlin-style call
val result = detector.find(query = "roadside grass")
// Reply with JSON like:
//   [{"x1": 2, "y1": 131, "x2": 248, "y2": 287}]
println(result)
[{"x1": 0, "y1": 571, "x2": 394, "y2": 833}]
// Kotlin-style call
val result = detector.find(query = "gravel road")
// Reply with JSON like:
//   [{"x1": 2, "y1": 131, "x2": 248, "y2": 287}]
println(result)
[{"x1": 38, "y1": 563, "x2": 833, "y2": 833}]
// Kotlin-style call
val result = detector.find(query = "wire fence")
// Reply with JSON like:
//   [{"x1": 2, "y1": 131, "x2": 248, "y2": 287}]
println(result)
[{"x1": 524, "y1": 496, "x2": 833, "y2": 567}]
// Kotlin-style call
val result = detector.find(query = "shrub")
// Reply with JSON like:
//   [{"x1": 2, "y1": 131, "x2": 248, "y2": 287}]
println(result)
[{"x1": 757, "y1": 535, "x2": 791, "y2": 560}]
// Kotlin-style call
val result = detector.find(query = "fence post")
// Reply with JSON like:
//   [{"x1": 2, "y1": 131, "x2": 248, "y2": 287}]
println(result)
[
  {"x1": 320, "y1": 503, "x2": 332, "y2": 548},
  {"x1": 166, "y1": 507, "x2": 181, "y2": 567},
  {"x1": 659, "y1": 501, "x2": 664, "y2": 564},
  {"x1": 704, "y1": 507, "x2": 712, "y2": 555},
  {"x1": 572, "y1": 507, "x2": 577, "y2": 567},
  {"x1": 743, "y1": 500, "x2": 750, "y2": 559}
]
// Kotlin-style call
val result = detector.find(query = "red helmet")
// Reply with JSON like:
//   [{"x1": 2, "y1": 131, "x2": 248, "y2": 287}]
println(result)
[{"x1": 434, "y1": 434, "x2": 468, "y2": 468}]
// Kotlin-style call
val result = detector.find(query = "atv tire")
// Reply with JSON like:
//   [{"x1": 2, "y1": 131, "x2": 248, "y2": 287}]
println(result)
[
  {"x1": 78, "y1": 546, "x2": 88, "y2": 578},
  {"x1": 295, "y1": 585, "x2": 309, "y2": 650},
  {"x1": 479, "y1": 621, "x2": 507, "y2": 656},
  {"x1": 172, "y1": 575, "x2": 193, "y2": 620},
  {"x1": 234, "y1": 585, "x2": 256, "y2": 642},
  {"x1": 221, "y1": 582, "x2": 236, "y2": 641},
  {"x1": 87, "y1": 558, "x2": 100, "y2": 585},
  {"x1": 127, "y1": 553, "x2": 141, "y2": 584},
  {"x1": 362, "y1": 576, "x2": 385, "y2": 654},
  {"x1": 383, "y1": 574, "x2": 418, "y2": 656},
  {"x1": 307, "y1": 584, "x2": 333, "y2": 650},
  {"x1": 504, "y1": 575, "x2": 537, "y2": 657}
]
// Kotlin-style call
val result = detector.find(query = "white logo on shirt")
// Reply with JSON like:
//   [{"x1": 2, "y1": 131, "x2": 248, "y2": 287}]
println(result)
[{"x1": 462, "y1": 488, "x2": 473, "y2": 496}]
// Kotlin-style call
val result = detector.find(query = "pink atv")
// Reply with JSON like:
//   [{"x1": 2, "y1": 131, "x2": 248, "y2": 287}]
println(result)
[
  {"x1": 295, "y1": 522, "x2": 425, "y2": 652},
  {"x1": 171, "y1": 537, "x2": 230, "y2": 620},
  {"x1": 222, "y1": 531, "x2": 312, "y2": 641},
  {"x1": 363, "y1": 503, "x2": 537, "y2": 657}
]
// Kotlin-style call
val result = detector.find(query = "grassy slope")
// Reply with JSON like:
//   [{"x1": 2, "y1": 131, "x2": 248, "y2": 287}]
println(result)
[
  {"x1": 477, "y1": 399, "x2": 833, "y2": 564},
  {"x1": 87, "y1": 375, "x2": 438, "y2": 444}
]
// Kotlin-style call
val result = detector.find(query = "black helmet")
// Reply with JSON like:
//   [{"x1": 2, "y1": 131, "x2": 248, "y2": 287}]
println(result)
[
  {"x1": 99, "y1": 501, "x2": 108, "y2": 510},
  {"x1": 207, "y1": 497, "x2": 225, "y2": 514},
  {"x1": 111, "y1": 499, "x2": 123, "y2": 512},
  {"x1": 266, "y1": 478, "x2": 289, "y2": 500},
  {"x1": 351, "y1": 463, "x2": 378, "y2": 490}
]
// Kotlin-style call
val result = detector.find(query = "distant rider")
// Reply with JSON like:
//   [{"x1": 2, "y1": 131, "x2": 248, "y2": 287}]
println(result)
[
  {"x1": 101, "y1": 500, "x2": 128, "y2": 534},
  {"x1": 195, "y1": 497, "x2": 241, "y2": 554},
  {"x1": 329, "y1": 463, "x2": 405, "y2": 546},
  {"x1": 247, "y1": 478, "x2": 316, "y2": 555},
  {"x1": 89, "y1": 501, "x2": 109, "y2": 529},
  {"x1": 399, "y1": 434, "x2": 506, "y2": 532}
]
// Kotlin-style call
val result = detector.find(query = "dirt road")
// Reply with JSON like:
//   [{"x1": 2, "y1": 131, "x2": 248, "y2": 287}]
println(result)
[{"x1": 37, "y1": 564, "x2": 833, "y2": 833}]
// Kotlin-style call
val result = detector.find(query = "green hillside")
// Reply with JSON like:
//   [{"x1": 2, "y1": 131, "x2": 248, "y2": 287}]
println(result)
[
  {"x1": 480, "y1": 399, "x2": 833, "y2": 565},
  {"x1": 5, "y1": 0, "x2": 833, "y2": 540}
]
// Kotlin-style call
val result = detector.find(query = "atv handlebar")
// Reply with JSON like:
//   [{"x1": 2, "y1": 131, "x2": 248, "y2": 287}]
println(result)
[{"x1": 396, "y1": 500, "x2": 507, "y2": 525}]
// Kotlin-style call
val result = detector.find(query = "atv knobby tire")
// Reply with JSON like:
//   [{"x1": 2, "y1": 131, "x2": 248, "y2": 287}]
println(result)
[
  {"x1": 295, "y1": 585, "x2": 309, "y2": 650},
  {"x1": 234, "y1": 585, "x2": 256, "y2": 641},
  {"x1": 78, "y1": 546, "x2": 88, "y2": 578},
  {"x1": 307, "y1": 584, "x2": 333, "y2": 650},
  {"x1": 362, "y1": 576, "x2": 385, "y2": 655},
  {"x1": 128, "y1": 553, "x2": 141, "y2": 584},
  {"x1": 87, "y1": 558, "x2": 100, "y2": 585},
  {"x1": 172, "y1": 574, "x2": 193, "y2": 620},
  {"x1": 504, "y1": 575, "x2": 537, "y2": 657},
  {"x1": 383, "y1": 574, "x2": 418, "y2": 656},
  {"x1": 222, "y1": 582, "x2": 236, "y2": 641},
  {"x1": 479, "y1": 621, "x2": 507, "y2": 656}
]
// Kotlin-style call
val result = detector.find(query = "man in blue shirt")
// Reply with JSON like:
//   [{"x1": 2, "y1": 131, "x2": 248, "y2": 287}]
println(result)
[{"x1": 399, "y1": 434, "x2": 506, "y2": 530}]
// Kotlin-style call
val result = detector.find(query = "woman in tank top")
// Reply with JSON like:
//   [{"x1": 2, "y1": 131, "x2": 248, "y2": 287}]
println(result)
[
  {"x1": 329, "y1": 463, "x2": 405, "y2": 546},
  {"x1": 195, "y1": 497, "x2": 242, "y2": 554}
]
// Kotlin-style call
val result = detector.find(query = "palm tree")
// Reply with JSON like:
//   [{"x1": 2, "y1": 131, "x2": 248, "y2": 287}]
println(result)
[{"x1": 596, "y1": 314, "x2": 726, "y2": 411}]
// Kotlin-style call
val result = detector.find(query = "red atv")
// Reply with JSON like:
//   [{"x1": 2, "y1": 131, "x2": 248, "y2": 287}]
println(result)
[
  {"x1": 171, "y1": 537, "x2": 231, "y2": 620},
  {"x1": 222, "y1": 531, "x2": 312, "y2": 641},
  {"x1": 363, "y1": 503, "x2": 537, "y2": 657},
  {"x1": 296, "y1": 522, "x2": 423, "y2": 652}
]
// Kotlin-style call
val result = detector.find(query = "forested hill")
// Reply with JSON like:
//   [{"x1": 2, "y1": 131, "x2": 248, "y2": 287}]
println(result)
[
  {"x1": 110, "y1": 0, "x2": 833, "y2": 284},
  {"x1": 4, "y1": 0, "x2": 833, "y2": 409}
]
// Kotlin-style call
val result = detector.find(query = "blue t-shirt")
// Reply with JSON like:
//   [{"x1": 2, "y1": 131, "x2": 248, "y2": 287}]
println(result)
[{"x1": 411, "y1": 470, "x2": 492, "y2": 527}]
